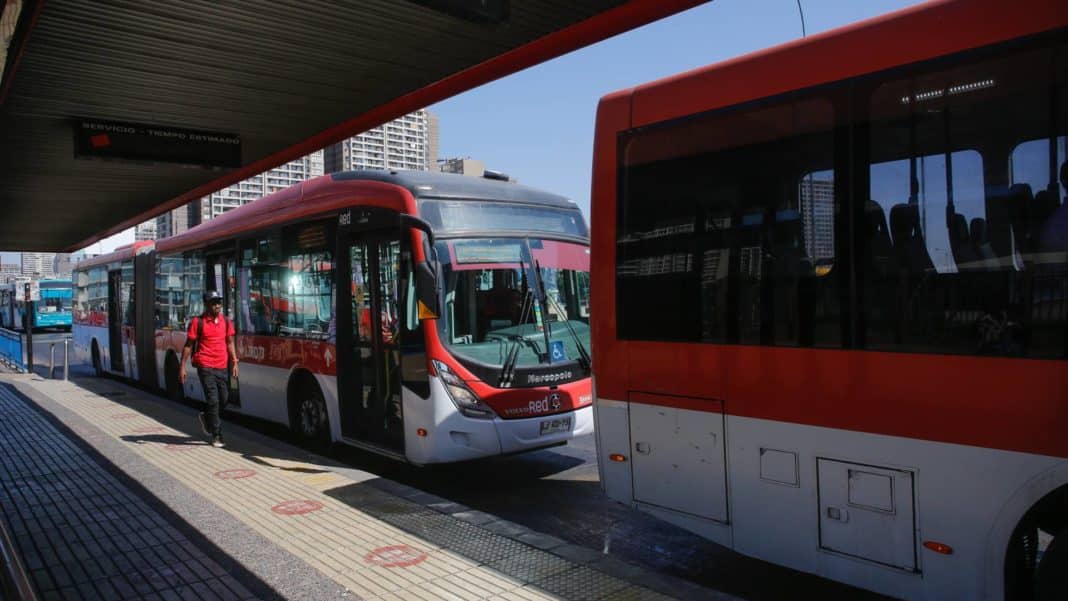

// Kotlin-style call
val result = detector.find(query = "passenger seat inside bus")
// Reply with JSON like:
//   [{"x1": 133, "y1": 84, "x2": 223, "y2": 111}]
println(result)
[
  {"x1": 865, "y1": 200, "x2": 896, "y2": 272},
  {"x1": 948, "y1": 211, "x2": 980, "y2": 268},
  {"x1": 889, "y1": 203, "x2": 934, "y2": 273},
  {"x1": 970, "y1": 218, "x2": 998, "y2": 263},
  {"x1": 984, "y1": 183, "x2": 1033, "y2": 260}
]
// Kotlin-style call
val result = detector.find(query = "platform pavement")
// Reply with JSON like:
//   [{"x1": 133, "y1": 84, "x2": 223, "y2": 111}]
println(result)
[{"x1": 0, "y1": 372, "x2": 736, "y2": 601}]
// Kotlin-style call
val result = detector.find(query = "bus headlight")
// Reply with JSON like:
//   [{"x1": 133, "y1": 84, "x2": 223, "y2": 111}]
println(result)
[{"x1": 433, "y1": 360, "x2": 496, "y2": 419}]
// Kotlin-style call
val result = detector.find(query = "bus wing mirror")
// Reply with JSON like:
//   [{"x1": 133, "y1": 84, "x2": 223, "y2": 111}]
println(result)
[
  {"x1": 415, "y1": 260, "x2": 440, "y2": 320},
  {"x1": 400, "y1": 214, "x2": 440, "y2": 320}
]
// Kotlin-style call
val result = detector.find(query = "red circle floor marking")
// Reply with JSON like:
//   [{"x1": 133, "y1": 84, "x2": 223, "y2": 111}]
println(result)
[
  {"x1": 111, "y1": 413, "x2": 139, "y2": 419},
  {"x1": 214, "y1": 469, "x2": 256, "y2": 480},
  {"x1": 364, "y1": 545, "x2": 428, "y2": 568},
  {"x1": 131, "y1": 426, "x2": 165, "y2": 434},
  {"x1": 164, "y1": 443, "x2": 195, "y2": 452},
  {"x1": 271, "y1": 500, "x2": 323, "y2": 515}
]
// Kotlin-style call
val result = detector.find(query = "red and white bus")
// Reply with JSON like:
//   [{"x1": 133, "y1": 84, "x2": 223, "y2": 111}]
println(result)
[
  {"x1": 590, "y1": 1, "x2": 1066, "y2": 599},
  {"x1": 74, "y1": 170, "x2": 593, "y2": 464}
]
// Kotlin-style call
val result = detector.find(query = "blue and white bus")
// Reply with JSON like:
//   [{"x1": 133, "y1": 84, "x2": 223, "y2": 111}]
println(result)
[{"x1": 0, "y1": 279, "x2": 73, "y2": 331}]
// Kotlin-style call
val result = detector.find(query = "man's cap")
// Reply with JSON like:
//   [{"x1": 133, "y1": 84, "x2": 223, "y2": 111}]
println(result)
[{"x1": 203, "y1": 290, "x2": 223, "y2": 304}]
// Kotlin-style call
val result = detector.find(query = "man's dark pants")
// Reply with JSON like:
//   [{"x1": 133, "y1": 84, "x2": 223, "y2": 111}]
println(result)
[{"x1": 197, "y1": 367, "x2": 229, "y2": 437}]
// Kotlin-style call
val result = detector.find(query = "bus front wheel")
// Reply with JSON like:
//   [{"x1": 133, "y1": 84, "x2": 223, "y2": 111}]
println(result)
[{"x1": 291, "y1": 376, "x2": 329, "y2": 447}]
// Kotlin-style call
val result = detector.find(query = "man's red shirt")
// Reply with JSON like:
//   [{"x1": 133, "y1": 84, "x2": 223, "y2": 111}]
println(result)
[{"x1": 187, "y1": 313, "x2": 235, "y2": 369}]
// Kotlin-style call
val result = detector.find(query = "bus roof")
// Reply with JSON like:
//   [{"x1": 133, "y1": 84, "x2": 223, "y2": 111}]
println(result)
[
  {"x1": 331, "y1": 170, "x2": 578, "y2": 210},
  {"x1": 74, "y1": 241, "x2": 153, "y2": 271},
  {"x1": 603, "y1": 0, "x2": 1065, "y2": 130},
  {"x1": 156, "y1": 170, "x2": 580, "y2": 254}
]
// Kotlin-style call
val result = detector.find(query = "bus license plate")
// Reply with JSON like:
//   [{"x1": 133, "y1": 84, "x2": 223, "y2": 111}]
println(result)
[{"x1": 539, "y1": 417, "x2": 571, "y2": 436}]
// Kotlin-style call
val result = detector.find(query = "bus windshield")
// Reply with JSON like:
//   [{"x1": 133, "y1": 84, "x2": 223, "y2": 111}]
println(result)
[
  {"x1": 437, "y1": 237, "x2": 591, "y2": 374},
  {"x1": 39, "y1": 287, "x2": 73, "y2": 313}
]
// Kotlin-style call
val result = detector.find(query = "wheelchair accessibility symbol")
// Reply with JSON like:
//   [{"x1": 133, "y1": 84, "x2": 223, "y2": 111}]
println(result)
[{"x1": 549, "y1": 340, "x2": 567, "y2": 362}]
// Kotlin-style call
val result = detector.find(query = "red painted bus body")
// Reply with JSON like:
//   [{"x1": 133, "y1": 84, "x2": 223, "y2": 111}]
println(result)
[
  {"x1": 74, "y1": 171, "x2": 593, "y2": 464},
  {"x1": 591, "y1": 1, "x2": 1067, "y2": 599}
]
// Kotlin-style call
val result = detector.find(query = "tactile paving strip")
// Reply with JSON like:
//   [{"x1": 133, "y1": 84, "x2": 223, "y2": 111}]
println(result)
[{"x1": 531, "y1": 565, "x2": 632, "y2": 601}]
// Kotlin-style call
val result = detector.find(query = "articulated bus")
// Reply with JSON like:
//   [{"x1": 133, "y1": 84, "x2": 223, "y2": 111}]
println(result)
[
  {"x1": 0, "y1": 278, "x2": 73, "y2": 331},
  {"x1": 591, "y1": 1, "x2": 1066, "y2": 599},
  {"x1": 74, "y1": 170, "x2": 593, "y2": 464}
]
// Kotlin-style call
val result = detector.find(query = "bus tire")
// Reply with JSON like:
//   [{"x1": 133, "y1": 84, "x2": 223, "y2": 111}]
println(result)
[
  {"x1": 1036, "y1": 527, "x2": 1067, "y2": 601},
  {"x1": 91, "y1": 341, "x2": 103, "y2": 377},
  {"x1": 165, "y1": 353, "x2": 184, "y2": 402},
  {"x1": 290, "y1": 375, "x2": 329, "y2": 447}
]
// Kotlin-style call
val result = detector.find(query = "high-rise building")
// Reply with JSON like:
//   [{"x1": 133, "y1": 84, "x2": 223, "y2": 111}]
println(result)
[
  {"x1": 201, "y1": 151, "x2": 324, "y2": 221},
  {"x1": 426, "y1": 111, "x2": 439, "y2": 171},
  {"x1": 334, "y1": 110, "x2": 436, "y2": 173},
  {"x1": 0, "y1": 261, "x2": 20, "y2": 282},
  {"x1": 134, "y1": 221, "x2": 157, "y2": 241},
  {"x1": 21, "y1": 252, "x2": 56, "y2": 277},
  {"x1": 155, "y1": 202, "x2": 201, "y2": 239},
  {"x1": 800, "y1": 176, "x2": 835, "y2": 262},
  {"x1": 52, "y1": 253, "x2": 73, "y2": 278}
]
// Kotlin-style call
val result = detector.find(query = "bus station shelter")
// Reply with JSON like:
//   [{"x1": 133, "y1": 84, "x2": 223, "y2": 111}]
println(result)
[{"x1": 0, "y1": 0, "x2": 702, "y2": 252}]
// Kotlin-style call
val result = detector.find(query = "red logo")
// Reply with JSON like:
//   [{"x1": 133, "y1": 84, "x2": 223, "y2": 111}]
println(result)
[
  {"x1": 111, "y1": 413, "x2": 139, "y2": 420},
  {"x1": 90, "y1": 133, "x2": 110, "y2": 148},
  {"x1": 214, "y1": 469, "x2": 256, "y2": 480},
  {"x1": 271, "y1": 500, "x2": 323, "y2": 515},
  {"x1": 363, "y1": 545, "x2": 428, "y2": 568}
]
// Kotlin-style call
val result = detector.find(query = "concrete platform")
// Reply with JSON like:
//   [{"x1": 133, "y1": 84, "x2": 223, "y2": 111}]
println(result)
[{"x1": 0, "y1": 373, "x2": 733, "y2": 601}]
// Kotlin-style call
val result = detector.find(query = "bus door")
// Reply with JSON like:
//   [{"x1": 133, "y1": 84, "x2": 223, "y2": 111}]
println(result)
[
  {"x1": 337, "y1": 220, "x2": 405, "y2": 453},
  {"x1": 206, "y1": 251, "x2": 240, "y2": 406},
  {"x1": 134, "y1": 250, "x2": 158, "y2": 389},
  {"x1": 107, "y1": 270, "x2": 124, "y2": 371}
]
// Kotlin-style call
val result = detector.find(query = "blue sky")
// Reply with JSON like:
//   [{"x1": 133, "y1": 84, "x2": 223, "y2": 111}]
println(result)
[
  {"x1": 0, "y1": 0, "x2": 925, "y2": 265},
  {"x1": 430, "y1": 0, "x2": 927, "y2": 215}
]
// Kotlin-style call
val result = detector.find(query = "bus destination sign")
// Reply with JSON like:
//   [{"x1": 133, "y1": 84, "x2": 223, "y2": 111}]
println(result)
[{"x1": 74, "y1": 119, "x2": 241, "y2": 168}]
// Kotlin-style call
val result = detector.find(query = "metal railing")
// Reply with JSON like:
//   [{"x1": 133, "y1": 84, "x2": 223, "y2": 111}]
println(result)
[
  {"x1": 0, "y1": 329, "x2": 24, "y2": 372},
  {"x1": 48, "y1": 340, "x2": 70, "y2": 380}
]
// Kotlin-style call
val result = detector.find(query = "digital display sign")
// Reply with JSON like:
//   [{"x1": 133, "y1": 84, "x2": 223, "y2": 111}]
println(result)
[{"x1": 74, "y1": 119, "x2": 241, "y2": 168}]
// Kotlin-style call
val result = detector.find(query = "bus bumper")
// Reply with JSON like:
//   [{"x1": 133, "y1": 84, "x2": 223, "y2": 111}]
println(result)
[{"x1": 495, "y1": 405, "x2": 594, "y2": 454}]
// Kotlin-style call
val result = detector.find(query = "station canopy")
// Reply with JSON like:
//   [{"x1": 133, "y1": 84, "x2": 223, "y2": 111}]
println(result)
[{"x1": 0, "y1": 0, "x2": 702, "y2": 252}]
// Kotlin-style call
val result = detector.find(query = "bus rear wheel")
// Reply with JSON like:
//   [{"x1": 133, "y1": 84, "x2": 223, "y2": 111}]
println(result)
[{"x1": 291, "y1": 378, "x2": 329, "y2": 447}]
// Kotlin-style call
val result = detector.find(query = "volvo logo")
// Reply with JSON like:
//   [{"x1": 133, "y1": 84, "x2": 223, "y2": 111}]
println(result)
[{"x1": 549, "y1": 393, "x2": 561, "y2": 411}]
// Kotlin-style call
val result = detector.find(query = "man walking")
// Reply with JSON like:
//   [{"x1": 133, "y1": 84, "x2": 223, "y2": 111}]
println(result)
[{"x1": 179, "y1": 290, "x2": 239, "y2": 448}]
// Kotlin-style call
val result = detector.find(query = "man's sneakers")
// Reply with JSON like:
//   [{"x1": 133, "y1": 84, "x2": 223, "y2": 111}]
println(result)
[{"x1": 198, "y1": 412, "x2": 224, "y2": 447}]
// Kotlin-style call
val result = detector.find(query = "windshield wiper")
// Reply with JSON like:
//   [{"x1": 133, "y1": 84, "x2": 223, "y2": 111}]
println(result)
[
  {"x1": 543, "y1": 288, "x2": 592, "y2": 371},
  {"x1": 532, "y1": 259, "x2": 554, "y2": 364},
  {"x1": 498, "y1": 285, "x2": 536, "y2": 388}
]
